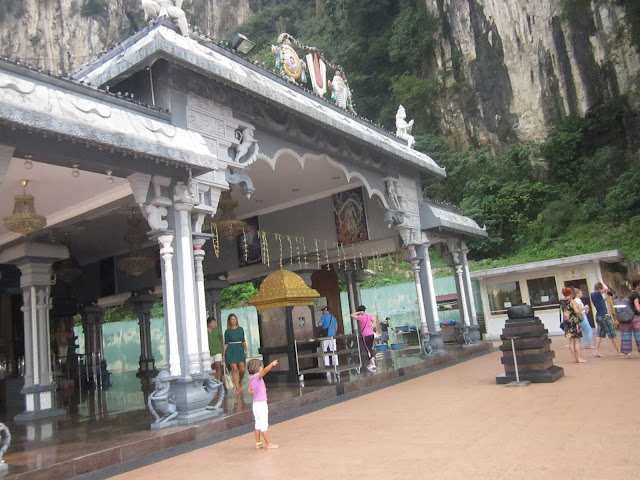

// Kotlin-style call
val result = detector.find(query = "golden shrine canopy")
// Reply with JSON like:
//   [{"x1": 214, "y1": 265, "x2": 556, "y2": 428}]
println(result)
[{"x1": 248, "y1": 270, "x2": 320, "y2": 312}]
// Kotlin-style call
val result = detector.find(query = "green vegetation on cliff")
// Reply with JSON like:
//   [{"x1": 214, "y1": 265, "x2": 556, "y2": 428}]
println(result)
[{"x1": 236, "y1": 0, "x2": 640, "y2": 266}]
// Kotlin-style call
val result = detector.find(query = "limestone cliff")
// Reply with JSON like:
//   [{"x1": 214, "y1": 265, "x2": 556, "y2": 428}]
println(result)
[
  {"x1": 428, "y1": 0, "x2": 640, "y2": 147},
  {"x1": 0, "y1": 0, "x2": 252, "y2": 75},
  {"x1": 0, "y1": 0, "x2": 638, "y2": 146}
]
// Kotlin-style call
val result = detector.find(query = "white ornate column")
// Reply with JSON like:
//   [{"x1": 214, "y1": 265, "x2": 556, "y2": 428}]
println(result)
[
  {"x1": 0, "y1": 242, "x2": 68, "y2": 421},
  {"x1": 157, "y1": 233, "x2": 181, "y2": 377},
  {"x1": 407, "y1": 245, "x2": 430, "y2": 353},
  {"x1": 460, "y1": 241, "x2": 481, "y2": 342},
  {"x1": 173, "y1": 192, "x2": 200, "y2": 376},
  {"x1": 192, "y1": 237, "x2": 211, "y2": 372},
  {"x1": 455, "y1": 265, "x2": 470, "y2": 327},
  {"x1": 131, "y1": 174, "x2": 224, "y2": 427},
  {"x1": 416, "y1": 238, "x2": 446, "y2": 354}
]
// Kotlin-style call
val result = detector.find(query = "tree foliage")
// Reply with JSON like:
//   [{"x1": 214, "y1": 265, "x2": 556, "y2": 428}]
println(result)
[
  {"x1": 221, "y1": 282, "x2": 258, "y2": 309},
  {"x1": 234, "y1": 2, "x2": 640, "y2": 265}
]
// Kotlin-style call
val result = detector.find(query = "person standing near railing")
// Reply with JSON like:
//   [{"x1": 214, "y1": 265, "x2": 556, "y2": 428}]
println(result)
[
  {"x1": 351, "y1": 305, "x2": 376, "y2": 372},
  {"x1": 317, "y1": 307, "x2": 338, "y2": 369}
]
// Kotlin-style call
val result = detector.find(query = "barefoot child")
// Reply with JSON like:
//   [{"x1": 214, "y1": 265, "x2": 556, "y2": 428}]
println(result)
[{"x1": 247, "y1": 358, "x2": 279, "y2": 450}]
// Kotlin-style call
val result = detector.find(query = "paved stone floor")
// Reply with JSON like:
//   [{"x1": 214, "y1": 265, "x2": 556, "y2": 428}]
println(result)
[
  {"x1": 76, "y1": 336, "x2": 640, "y2": 480},
  {"x1": 2, "y1": 342, "x2": 491, "y2": 479}
]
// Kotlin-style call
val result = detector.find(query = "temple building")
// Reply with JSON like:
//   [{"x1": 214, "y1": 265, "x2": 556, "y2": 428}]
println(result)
[{"x1": 0, "y1": 15, "x2": 486, "y2": 437}]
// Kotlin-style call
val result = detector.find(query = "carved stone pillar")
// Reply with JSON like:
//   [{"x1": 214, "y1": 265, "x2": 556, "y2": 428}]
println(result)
[
  {"x1": 460, "y1": 241, "x2": 481, "y2": 342},
  {"x1": 127, "y1": 292, "x2": 158, "y2": 377},
  {"x1": 172, "y1": 200, "x2": 200, "y2": 378},
  {"x1": 0, "y1": 242, "x2": 68, "y2": 421},
  {"x1": 437, "y1": 240, "x2": 474, "y2": 345},
  {"x1": 155, "y1": 233, "x2": 182, "y2": 377},
  {"x1": 192, "y1": 237, "x2": 211, "y2": 373},
  {"x1": 415, "y1": 241, "x2": 446, "y2": 354},
  {"x1": 134, "y1": 174, "x2": 224, "y2": 427},
  {"x1": 407, "y1": 245, "x2": 431, "y2": 353}
]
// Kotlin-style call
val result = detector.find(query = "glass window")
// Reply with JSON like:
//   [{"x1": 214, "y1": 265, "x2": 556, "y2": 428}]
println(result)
[
  {"x1": 487, "y1": 281, "x2": 522, "y2": 314},
  {"x1": 527, "y1": 277, "x2": 559, "y2": 308}
]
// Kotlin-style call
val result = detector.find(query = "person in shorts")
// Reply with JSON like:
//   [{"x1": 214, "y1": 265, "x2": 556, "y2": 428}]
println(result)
[
  {"x1": 247, "y1": 358, "x2": 279, "y2": 450},
  {"x1": 590, "y1": 280, "x2": 622, "y2": 357},
  {"x1": 207, "y1": 316, "x2": 223, "y2": 381}
]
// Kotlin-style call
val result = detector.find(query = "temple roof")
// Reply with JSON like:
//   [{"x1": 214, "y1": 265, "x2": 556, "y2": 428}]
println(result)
[
  {"x1": 74, "y1": 23, "x2": 446, "y2": 178},
  {"x1": 419, "y1": 201, "x2": 488, "y2": 240},
  {"x1": 470, "y1": 250, "x2": 624, "y2": 279}
]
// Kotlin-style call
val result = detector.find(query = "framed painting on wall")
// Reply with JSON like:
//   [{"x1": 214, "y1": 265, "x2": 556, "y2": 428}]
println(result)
[
  {"x1": 332, "y1": 187, "x2": 369, "y2": 245},
  {"x1": 238, "y1": 216, "x2": 262, "y2": 267}
]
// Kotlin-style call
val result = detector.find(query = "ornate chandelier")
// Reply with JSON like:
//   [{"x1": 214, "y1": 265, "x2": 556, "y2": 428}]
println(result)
[
  {"x1": 213, "y1": 189, "x2": 247, "y2": 242},
  {"x1": 117, "y1": 212, "x2": 154, "y2": 277},
  {"x1": 2, "y1": 179, "x2": 47, "y2": 236}
]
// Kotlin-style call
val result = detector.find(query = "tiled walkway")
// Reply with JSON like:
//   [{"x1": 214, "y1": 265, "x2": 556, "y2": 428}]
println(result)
[
  {"x1": 2, "y1": 342, "x2": 490, "y2": 479},
  {"x1": 82, "y1": 336, "x2": 640, "y2": 480}
]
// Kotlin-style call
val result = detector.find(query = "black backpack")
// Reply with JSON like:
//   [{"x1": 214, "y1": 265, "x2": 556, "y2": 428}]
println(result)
[{"x1": 613, "y1": 298, "x2": 634, "y2": 323}]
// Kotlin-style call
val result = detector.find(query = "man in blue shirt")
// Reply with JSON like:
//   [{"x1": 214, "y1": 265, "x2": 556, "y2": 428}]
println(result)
[
  {"x1": 590, "y1": 279, "x2": 622, "y2": 357},
  {"x1": 317, "y1": 306, "x2": 339, "y2": 370}
]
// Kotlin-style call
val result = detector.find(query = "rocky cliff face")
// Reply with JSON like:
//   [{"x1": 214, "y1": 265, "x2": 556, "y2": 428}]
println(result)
[
  {"x1": 0, "y1": 1, "x2": 638, "y2": 146},
  {"x1": 0, "y1": 0, "x2": 251, "y2": 75},
  {"x1": 429, "y1": 0, "x2": 640, "y2": 147}
]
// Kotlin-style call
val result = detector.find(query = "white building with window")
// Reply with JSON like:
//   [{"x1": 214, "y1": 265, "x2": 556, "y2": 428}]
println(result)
[{"x1": 470, "y1": 250, "x2": 625, "y2": 340}]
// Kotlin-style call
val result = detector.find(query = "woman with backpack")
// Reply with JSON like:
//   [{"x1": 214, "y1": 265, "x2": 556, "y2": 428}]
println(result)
[
  {"x1": 560, "y1": 287, "x2": 586, "y2": 363},
  {"x1": 618, "y1": 280, "x2": 640, "y2": 359}
]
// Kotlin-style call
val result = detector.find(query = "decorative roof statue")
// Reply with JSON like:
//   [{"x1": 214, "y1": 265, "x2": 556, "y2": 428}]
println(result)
[
  {"x1": 328, "y1": 70, "x2": 354, "y2": 113},
  {"x1": 142, "y1": 0, "x2": 189, "y2": 36},
  {"x1": 271, "y1": 33, "x2": 308, "y2": 85},
  {"x1": 306, "y1": 47, "x2": 327, "y2": 96},
  {"x1": 395, "y1": 105, "x2": 415, "y2": 148}
]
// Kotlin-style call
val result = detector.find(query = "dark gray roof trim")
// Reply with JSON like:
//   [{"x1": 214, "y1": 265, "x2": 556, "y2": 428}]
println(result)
[{"x1": 419, "y1": 202, "x2": 488, "y2": 239}]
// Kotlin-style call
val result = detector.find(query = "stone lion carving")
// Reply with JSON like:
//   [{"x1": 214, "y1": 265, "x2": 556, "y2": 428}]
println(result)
[
  {"x1": 233, "y1": 128, "x2": 259, "y2": 164},
  {"x1": 142, "y1": 0, "x2": 189, "y2": 36},
  {"x1": 147, "y1": 370, "x2": 178, "y2": 424}
]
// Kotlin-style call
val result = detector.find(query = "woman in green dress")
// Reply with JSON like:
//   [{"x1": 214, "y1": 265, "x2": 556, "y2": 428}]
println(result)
[{"x1": 223, "y1": 313, "x2": 247, "y2": 393}]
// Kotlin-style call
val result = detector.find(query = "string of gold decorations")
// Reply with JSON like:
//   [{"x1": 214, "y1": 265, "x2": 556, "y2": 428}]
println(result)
[{"x1": 208, "y1": 223, "x2": 378, "y2": 271}]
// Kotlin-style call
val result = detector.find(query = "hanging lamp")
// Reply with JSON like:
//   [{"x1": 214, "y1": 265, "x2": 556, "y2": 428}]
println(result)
[
  {"x1": 2, "y1": 179, "x2": 47, "y2": 236},
  {"x1": 213, "y1": 189, "x2": 247, "y2": 242}
]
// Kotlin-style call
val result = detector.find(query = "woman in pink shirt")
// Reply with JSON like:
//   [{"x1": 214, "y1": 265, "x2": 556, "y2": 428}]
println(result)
[{"x1": 351, "y1": 305, "x2": 376, "y2": 372}]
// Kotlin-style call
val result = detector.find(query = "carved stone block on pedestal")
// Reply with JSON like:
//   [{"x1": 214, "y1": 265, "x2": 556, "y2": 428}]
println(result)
[{"x1": 496, "y1": 306, "x2": 564, "y2": 384}]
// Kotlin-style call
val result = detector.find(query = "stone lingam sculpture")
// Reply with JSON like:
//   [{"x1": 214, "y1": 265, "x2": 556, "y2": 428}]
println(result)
[
  {"x1": 142, "y1": 0, "x2": 189, "y2": 36},
  {"x1": 148, "y1": 369, "x2": 225, "y2": 429},
  {"x1": 496, "y1": 304, "x2": 564, "y2": 384},
  {"x1": 395, "y1": 105, "x2": 415, "y2": 148}
]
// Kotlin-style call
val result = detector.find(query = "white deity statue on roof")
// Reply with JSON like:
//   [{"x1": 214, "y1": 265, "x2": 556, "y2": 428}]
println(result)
[
  {"x1": 395, "y1": 105, "x2": 415, "y2": 148},
  {"x1": 329, "y1": 70, "x2": 354, "y2": 113},
  {"x1": 142, "y1": 0, "x2": 189, "y2": 36}
]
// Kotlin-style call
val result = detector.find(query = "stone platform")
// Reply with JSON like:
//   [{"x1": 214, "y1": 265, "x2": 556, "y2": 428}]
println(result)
[{"x1": 496, "y1": 306, "x2": 564, "y2": 384}]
